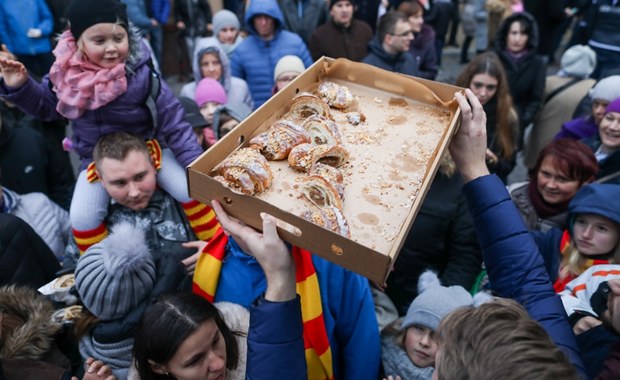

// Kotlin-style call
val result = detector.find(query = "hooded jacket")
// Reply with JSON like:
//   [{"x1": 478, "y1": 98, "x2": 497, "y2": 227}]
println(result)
[
  {"x1": 495, "y1": 12, "x2": 547, "y2": 130},
  {"x1": 230, "y1": 0, "x2": 313, "y2": 108},
  {"x1": 181, "y1": 37, "x2": 254, "y2": 110},
  {"x1": 533, "y1": 183, "x2": 620, "y2": 284},
  {"x1": 362, "y1": 37, "x2": 419, "y2": 76},
  {"x1": 0, "y1": 26, "x2": 202, "y2": 170}
]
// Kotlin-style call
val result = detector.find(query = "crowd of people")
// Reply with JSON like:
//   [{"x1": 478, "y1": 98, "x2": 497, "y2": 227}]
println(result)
[{"x1": 1, "y1": 0, "x2": 620, "y2": 379}]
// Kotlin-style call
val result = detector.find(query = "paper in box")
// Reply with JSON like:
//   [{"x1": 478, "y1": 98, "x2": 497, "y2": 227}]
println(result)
[{"x1": 187, "y1": 57, "x2": 462, "y2": 284}]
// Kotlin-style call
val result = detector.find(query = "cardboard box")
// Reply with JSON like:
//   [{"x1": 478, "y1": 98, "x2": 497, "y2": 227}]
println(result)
[{"x1": 188, "y1": 57, "x2": 462, "y2": 284}]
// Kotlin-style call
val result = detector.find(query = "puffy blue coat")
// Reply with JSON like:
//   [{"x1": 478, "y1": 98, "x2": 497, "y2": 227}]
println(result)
[
  {"x1": 247, "y1": 296, "x2": 306, "y2": 379},
  {"x1": 230, "y1": 0, "x2": 313, "y2": 108},
  {"x1": 0, "y1": 37, "x2": 202, "y2": 170},
  {"x1": 0, "y1": 0, "x2": 53, "y2": 56},
  {"x1": 464, "y1": 174, "x2": 587, "y2": 378}
]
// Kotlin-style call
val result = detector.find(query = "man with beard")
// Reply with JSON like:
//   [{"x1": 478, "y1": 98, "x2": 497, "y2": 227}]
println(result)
[{"x1": 308, "y1": 0, "x2": 373, "y2": 62}]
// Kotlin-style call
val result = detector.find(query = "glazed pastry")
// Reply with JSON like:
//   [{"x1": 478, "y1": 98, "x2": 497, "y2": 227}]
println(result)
[
  {"x1": 301, "y1": 205, "x2": 351, "y2": 238},
  {"x1": 303, "y1": 115, "x2": 342, "y2": 146},
  {"x1": 308, "y1": 162, "x2": 345, "y2": 199},
  {"x1": 288, "y1": 92, "x2": 331, "y2": 122},
  {"x1": 288, "y1": 143, "x2": 349, "y2": 172},
  {"x1": 300, "y1": 175, "x2": 344, "y2": 211},
  {"x1": 215, "y1": 147, "x2": 273, "y2": 195},
  {"x1": 249, "y1": 119, "x2": 310, "y2": 160},
  {"x1": 318, "y1": 81, "x2": 353, "y2": 109}
]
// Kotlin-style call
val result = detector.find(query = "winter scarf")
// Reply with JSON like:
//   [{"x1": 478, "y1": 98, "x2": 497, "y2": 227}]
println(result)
[
  {"x1": 79, "y1": 335, "x2": 133, "y2": 380},
  {"x1": 49, "y1": 30, "x2": 128, "y2": 119},
  {"x1": 193, "y1": 228, "x2": 335, "y2": 380},
  {"x1": 381, "y1": 335, "x2": 434, "y2": 380},
  {"x1": 527, "y1": 178, "x2": 570, "y2": 219}
]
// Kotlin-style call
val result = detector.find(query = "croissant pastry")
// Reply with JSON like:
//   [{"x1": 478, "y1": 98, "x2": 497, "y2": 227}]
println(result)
[
  {"x1": 303, "y1": 115, "x2": 342, "y2": 146},
  {"x1": 308, "y1": 163, "x2": 345, "y2": 199},
  {"x1": 318, "y1": 81, "x2": 354, "y2": 109},
  {"x1": 249, "y1": 119, "x2": 310, "y2": 160},
  {"x1": 288, "y1": 92, "x2": 331, "y2": 122},
  {"x1": 288, "y1": 143, "x2": 350, "y2": 172},
  {"x1": 301, "y1": 205, "x2": 351, "y2": 238},
  {"x1": 214, "y1": 148, "x2": 273, "y2": 195},
  {"x1": 301, "y1": 175, "x2": 344, "y2": 211}
]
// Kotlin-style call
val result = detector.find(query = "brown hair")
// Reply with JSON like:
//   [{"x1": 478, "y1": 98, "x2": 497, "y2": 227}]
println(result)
[
  {"x1": 455, "y1": 52, "x2": 517, "y2": 160},
  {"x1": 93, "y1": 132, "x2": 150, "y2": 172},
  {"x1": 377, "y1": 11, "x2": 409, "y2": 43},
  {"x1": 397, "y1": 0, "x2": 423, "y2": 17},
  {"x1": 435, "y1": 298, "x2": 578, "y2": 380},
  {"x1": 531, "y1": 139, "x2": 598, "y2": 184}
]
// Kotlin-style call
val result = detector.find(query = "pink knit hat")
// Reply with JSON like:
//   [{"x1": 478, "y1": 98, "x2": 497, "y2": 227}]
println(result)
[{"x1": 194, "y1": 78, "x2": 228, "y2": 107}]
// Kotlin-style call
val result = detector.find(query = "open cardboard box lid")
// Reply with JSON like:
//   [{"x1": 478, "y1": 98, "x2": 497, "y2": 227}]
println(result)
[{"x1": 188, "y1": 57, "x2": 462, "y2": 284}]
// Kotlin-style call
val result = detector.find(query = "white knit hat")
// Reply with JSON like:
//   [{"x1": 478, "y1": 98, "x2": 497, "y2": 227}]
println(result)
[
  {"x1": 273, "y1": 55, "x2": 305, "y2": 81},
  {"x1": 560, "y1": 45, "x2": 596, "y2": 78}
]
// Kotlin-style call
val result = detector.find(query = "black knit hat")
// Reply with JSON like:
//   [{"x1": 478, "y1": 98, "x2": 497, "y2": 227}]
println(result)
[
  {"x1": 65, "y1": 0, "x2": 129, "y2": 40},
  {"x1": 330, "y1": 0, "x2": 356, "y2": 9}
]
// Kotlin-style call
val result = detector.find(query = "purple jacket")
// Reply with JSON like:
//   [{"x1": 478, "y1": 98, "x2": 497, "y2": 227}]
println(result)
[
  {"x1": 555, "y1": 116, "x2": 598, "y2": 141},
  {"x1": 0, "y1": 41, "x2": 202, "y2": 170}
]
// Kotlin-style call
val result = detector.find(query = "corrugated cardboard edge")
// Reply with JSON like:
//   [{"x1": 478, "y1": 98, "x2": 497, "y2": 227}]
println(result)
[{"x1": 187, "y1": 57, "x2": 464, "y2": 284}]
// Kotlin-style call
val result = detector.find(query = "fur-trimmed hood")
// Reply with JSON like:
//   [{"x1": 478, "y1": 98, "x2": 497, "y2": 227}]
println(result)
[{"x1": 0, "y1": 285, "x2": 61, "y2": 360}]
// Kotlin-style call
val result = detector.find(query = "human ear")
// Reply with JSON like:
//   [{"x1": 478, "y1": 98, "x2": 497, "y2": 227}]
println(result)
[{"x1": 148, "y1": 360, "x2": 168, "y2": 375}]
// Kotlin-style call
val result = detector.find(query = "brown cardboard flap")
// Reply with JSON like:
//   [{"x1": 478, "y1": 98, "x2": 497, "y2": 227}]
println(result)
[{"x1": 188, "y1": 57, "x2": 462, "y2": 283}]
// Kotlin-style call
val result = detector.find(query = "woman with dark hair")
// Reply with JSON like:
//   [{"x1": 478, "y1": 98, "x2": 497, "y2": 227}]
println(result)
[
  {"x1": 132, "y1": 200, "x2": 306, "y2": 380},
  {"x1": 133, "y1": 292, "x2": 240, "y2": 380},
  {"x1": 494, "y1": 11, "x2": 546, "y2": 144},
  {"x1": 397, "y1": 0, "x2": 438, "y2": 80},
  {"x1": 508, "y1": 139, "x2": 598, "y2": 232},
  {"x1": 455, "y1": 52, "x2": 519, "y2": 183}
]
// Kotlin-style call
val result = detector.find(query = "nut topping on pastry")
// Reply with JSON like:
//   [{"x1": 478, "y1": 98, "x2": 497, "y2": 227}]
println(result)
[
  {"x1": 301, "y1": 205, "x2": 351, "y2": 238},
  {"x1": 288, "y1": 143, "x2": 349, "y2": 172},
  {"x1": 249, "y1": 119, "x2": 310, "y2": 160},
  {"x1": 318, "y1": 81, "x2": 353, "y2": 109},
  {"x1": 215, "y1": 147, "x2": 273, "y2": 195},
  {"x1": 301, "y1": 175, "x2": 344, "y2": 211}
]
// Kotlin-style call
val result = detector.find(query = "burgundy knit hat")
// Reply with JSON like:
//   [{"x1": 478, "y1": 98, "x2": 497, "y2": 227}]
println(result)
[{"x1": 606, "y1": 97, "x2": 620, "y2": 114}]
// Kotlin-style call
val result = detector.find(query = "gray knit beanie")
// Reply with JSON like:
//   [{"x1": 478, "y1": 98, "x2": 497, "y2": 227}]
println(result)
[
  {"x1": 560, "y1": 45, "x2": 596, "y2": 79},
  {"x1": 213, "y1": 10, "x2": 241, "y2": 37},
  {"x1": 401, "y1": 271, "x2": 474, "y2": 331},
  {"x1": 590, "y1": 75, "x2": 620, "y2": 102},
  {"x1": 75, "y1": 222, "x2": 156, "y2": 320}
]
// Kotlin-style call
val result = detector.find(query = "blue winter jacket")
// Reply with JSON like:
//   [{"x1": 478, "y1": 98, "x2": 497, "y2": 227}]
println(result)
[
  {"x1": 464, "y1": 175, "x2": 587, "y2": 378},
  {"x1": 230, "y1": 0, "x2": 313, "y2": 108},
  {"x1": 247, "y1": 296, "x2": 307, "y2": 379},
  {"x1": 215, "y1": 238, "x2": 381, "y2": 380},
  {"x1": 149, "y1": 0, "x2": 171, "y2": 24},
  {"x1": 0, "y1": 0, "x2": 53, "y2": 56}
]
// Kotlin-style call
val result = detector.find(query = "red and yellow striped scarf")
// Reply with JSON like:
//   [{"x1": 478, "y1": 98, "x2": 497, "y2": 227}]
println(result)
[
  {"x1": 553, "y1": 230, "x2": 610, "y2": 292},
  {"x1": 193, "y1": 228, "x2": 334, "y2": 380},
  {"x1": 86, "y1": 139, "x2": 163, "y2": 183}
]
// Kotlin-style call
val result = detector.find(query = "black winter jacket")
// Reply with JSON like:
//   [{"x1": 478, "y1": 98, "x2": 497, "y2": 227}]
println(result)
[
  {"x1": 495, "y1": 12, "x2": 547, "y2": 132},
  {"x1": 386, "y1": 171, "x2": 483, "y2": 315},
  {"x1": 362, "y1": 38, "x2": 419, "y2": 76}
]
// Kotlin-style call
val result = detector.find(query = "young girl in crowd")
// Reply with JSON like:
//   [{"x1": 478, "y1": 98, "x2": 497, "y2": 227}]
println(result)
[
  {"x1": 182, "y1": 37, "x2": 253, "y2": 109},
  {"x1": 509, "y1": 139, "x2": 598, "y2": 233},
  {"x1": 381, "y1": 271, "x2": 478, "y2": 379},
  {"x1": 455, "y1": 52, "x2": 518, "y2": 183},
  {"x1": 0, "y1": 0, "x2": 214, "y2": 254},
  {"x1": 534, "y1": 183, "x2": 620, "y2": 292}
]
